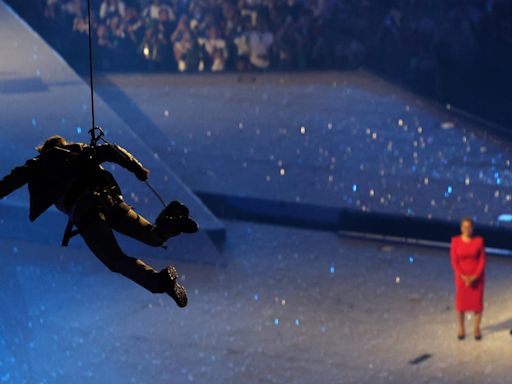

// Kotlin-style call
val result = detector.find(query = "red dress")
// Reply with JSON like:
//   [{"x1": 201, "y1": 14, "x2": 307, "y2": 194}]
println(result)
[{"x1": 450, "y1": 236, "x2": 486, "y2": 313}]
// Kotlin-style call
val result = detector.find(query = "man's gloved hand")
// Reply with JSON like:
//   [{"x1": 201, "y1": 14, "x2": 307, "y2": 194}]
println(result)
[{"x1": 136, "y1": 167, "x2": 150, "y2": 181}]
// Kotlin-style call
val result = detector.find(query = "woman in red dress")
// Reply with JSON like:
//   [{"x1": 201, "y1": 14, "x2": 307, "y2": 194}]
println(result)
[{"x1": 450, "y1": 217, "x2": 486, "y2": 341}]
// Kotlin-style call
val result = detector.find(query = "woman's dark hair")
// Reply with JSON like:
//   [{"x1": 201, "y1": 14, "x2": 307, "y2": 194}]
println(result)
[
  {"x1": 460, "y1": 217, "x2": 474, "y2": 226},
  {"x1": 35, "y1": 135, "x2": 68, "y2": 153}
]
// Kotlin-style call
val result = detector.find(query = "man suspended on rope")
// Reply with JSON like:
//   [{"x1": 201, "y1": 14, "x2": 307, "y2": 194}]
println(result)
[{"x1": 0, "y1": 134, "x2": 198, "y2": 307}]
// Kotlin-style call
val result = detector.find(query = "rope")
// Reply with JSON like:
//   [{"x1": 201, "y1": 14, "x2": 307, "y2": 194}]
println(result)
[
  {"x1": 84, "y1": 0, "x2": 166, "y2": 209},
  {"x1": 144, "y1": 180, "x2": 167, "y2": 207},
  {"x1": 86, "y1": 0, "x2": 95, "y2": 129}
]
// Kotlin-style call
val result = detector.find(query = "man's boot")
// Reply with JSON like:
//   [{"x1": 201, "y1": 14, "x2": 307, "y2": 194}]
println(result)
[
  {"x1": 155, "y1": 200, "x2": 198, "y2": 238},
  {"x1": 158, "y1": 200, "x2": 189, "y2": 219},
  {"x1": 159, "y1": 265, "x2": 188, "y2": 307}
]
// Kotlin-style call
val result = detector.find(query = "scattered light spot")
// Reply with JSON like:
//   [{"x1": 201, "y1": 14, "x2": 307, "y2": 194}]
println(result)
[
  {"x1": 441, "y1": 122, "x2": 455, "y2": 129},
  {"x1": 498, "y1": 214, "x2": 512, "y2": 222}
]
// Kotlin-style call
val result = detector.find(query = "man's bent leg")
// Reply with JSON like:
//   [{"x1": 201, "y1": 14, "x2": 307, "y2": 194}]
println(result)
[
  {"x1": 78, "y1": 214, "x2": 188, "y2": 306},
  {"x1": 79, "y1": 216, "x2": 165, "y2": 293},
  {"x1": 110, "y1": 207, "x2": 166, "y2": 247},
  {"x1": 111, "y1": 203, "x2": 196, "y2": 246}
]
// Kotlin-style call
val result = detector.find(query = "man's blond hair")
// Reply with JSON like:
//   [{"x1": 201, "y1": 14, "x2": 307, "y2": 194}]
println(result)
[{"x1": 35, "y1": 135, "x2": 68, "y2": 153}]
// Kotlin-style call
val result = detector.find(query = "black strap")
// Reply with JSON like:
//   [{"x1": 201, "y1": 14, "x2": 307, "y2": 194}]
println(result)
[{"x1": 61, "y1": 218, "x2": 80, "y2": 247}]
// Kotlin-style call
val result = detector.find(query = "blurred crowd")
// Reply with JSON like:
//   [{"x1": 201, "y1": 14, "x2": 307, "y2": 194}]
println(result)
[
  {"x1": 6, "y1": 0, "x2": 512, "y2": 125},
  {"x1": 14, "y1": 0, "x2": 512, "y2": 77},
  {"x1": 371, "y1": 0, "x2": 512, "y2": 109},
  {"x1": 40, "y1": 0, "x2": 360, "y2": 72}
]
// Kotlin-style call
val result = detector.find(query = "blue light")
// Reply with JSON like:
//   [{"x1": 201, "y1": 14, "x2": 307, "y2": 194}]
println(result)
[
  {"x1": 31, "y1": 117, "x2": 37, "y2": 126},
  {"x1": 329, "y1": 264, "x2": 335, "y2": 274},
  {"x1": 77, "y1": 126, "x2": 82, "y2": 134},
  {"x1": 274, "y1": 318, "x2": 279, "y2": 326},
  {"x1": 447, "y1": 186, "x2": 453, "y2": 194},
  {"x1": 253, "y1": 293, "x2": 259, "y2": 301},
  {"x1": 352, "y1": 184, "x2": 357, "y2": 192},
  {"x1": 295, "y1": 319, "x2": 300, "y2": 326},
  {"x1": 408, "y1": 256, "x2": 414, "y2": 264},
  {"x1": 498, "y1": 214, "x2": 512, "y2": 222}
]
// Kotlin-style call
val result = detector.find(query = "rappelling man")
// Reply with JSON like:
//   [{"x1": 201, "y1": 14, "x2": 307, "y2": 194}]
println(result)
[{"x1": 0, "y1": 133, "x2": 198, "y2": 307}]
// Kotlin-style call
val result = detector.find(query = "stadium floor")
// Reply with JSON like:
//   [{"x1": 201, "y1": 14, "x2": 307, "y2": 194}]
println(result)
[
  {"x1": 97, "y1": 71, "x2": 512, "y2": 230},
  {"x1": 2, "y1": 221, "x2": 512, "y2": 383}
]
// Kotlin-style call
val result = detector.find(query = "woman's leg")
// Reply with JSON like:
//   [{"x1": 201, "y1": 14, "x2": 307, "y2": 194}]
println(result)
[
  {"x1": 457, "y1": 311, "x2": 465, "y2": 337},
  {"x1": 474, "y1": 312, "x2": 482, "y2": 338}
]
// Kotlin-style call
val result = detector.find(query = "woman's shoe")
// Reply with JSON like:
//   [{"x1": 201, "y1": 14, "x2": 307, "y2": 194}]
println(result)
[
  {"x1": 457, "y1": 333, "x2": 465, "y2": 341},
  {"x1": 474, "y1": 331, "x2": 482, "y2": 341}
]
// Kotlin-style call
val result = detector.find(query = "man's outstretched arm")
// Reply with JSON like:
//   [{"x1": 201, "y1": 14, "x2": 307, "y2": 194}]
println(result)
[
  {"x1": 0, "y1": 160, "x2": 33, "y2": 199},
  {"x1": 93, "y1": 144, "x2": 150, "y2": 181}
]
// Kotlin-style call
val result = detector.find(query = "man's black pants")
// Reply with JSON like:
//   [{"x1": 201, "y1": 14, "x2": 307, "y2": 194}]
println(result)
[{"x1": 69, "y1": 192, "x2": 170, "y2": 293}]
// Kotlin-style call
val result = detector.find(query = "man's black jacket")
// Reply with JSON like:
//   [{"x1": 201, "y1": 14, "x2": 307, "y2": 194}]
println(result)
[{"x1": 0, "y1": 143, "x2": 147, "y2": 221}]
